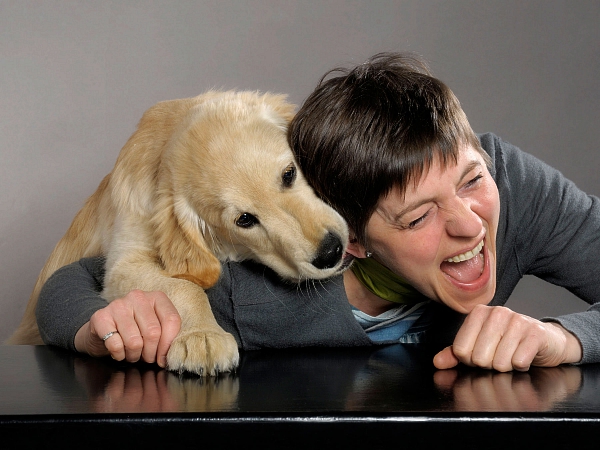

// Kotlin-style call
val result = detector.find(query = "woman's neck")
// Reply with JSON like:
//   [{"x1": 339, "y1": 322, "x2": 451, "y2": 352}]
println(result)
[{"x1": 343, "y1": 269, "x2": 397, "y2": 316}]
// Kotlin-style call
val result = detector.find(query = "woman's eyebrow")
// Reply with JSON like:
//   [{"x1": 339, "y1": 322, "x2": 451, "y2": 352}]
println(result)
[
  {"x1": 391, "y1": 197, "x2": 435, "y2": 223},
  {"x1": 460, "y1": 159, "x2": 483, "y2": 181}
]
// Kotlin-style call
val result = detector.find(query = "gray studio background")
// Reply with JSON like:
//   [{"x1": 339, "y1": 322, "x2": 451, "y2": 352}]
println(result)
[{"x1": 1, "y1": 1, "x2": 598, "y2": 343}]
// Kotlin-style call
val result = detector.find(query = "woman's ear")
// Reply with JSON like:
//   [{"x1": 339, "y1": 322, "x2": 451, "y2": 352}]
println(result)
[{"x1": 347, "y1": 235, "x2": 370, "y2": 258}]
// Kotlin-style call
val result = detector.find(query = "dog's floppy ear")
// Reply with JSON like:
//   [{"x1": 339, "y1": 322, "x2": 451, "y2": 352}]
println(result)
[{"x1": 152, "y1": 194, "x2": 221, "y2": 289}]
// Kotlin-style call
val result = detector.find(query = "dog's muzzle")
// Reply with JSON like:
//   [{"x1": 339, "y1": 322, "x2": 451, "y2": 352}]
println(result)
[{"x1": 311, "y1": 232, "x2": 344, "y2": 270}]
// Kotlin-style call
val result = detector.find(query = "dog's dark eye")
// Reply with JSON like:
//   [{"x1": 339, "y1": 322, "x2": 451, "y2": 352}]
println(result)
[
  {"x1": 282, "y1": 163, "x2": 296, "y2": 188},
  {"x1": 235, "y1": 213, "x2": 259, "y2": 228}
]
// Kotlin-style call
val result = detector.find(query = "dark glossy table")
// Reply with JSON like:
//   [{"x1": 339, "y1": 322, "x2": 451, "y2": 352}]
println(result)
[{"x1": 1, "y1": 344, "x2": 599, "y2": 449}]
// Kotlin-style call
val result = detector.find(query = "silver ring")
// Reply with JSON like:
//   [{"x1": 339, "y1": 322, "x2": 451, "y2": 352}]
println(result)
[{"x1": 102, "y1": 331, "x2": 118, "y2": 341}]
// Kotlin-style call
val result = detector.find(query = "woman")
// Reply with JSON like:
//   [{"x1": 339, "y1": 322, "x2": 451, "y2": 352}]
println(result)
[{"x1": 36, "y1": 53, "x2": 600, "y2": 371}]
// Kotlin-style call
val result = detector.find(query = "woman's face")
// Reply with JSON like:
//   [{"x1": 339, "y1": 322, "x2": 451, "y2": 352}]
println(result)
[{"x1": 364, "y1": 144, "x2": 500, "y2": 313}]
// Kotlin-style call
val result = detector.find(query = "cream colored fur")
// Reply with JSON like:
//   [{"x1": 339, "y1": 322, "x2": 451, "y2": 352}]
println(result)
[{"x1": 8, "y1": 91, "x2": 348, "y2": 375}]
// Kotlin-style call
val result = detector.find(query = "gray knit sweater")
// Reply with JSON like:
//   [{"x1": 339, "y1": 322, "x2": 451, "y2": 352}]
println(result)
[{"x1": 36, "y1": 133, "x2": 600, "y2": 363}]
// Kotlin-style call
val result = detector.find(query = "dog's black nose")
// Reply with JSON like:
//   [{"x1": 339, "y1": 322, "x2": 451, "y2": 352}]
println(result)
[{"x1": 311, "y1": 232, "x2": 344, "y2": 270}]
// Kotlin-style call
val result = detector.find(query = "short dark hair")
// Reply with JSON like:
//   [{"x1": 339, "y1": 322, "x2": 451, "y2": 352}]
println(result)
[{"x1": 289, "y1": 52, "x2": 485, "y2": 246}]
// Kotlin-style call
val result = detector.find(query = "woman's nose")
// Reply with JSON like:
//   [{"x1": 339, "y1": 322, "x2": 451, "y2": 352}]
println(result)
[{"x1": 445, "y1": 198, "x2": 483, "y2": 237}]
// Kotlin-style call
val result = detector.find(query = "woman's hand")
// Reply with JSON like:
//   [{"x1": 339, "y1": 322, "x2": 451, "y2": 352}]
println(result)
[
  {"x1": 433, "y1": 305, "x2": 583, "y2": 372},
  {"x1": 74, "y1": 290, "x2": 181, "y2": 368}
]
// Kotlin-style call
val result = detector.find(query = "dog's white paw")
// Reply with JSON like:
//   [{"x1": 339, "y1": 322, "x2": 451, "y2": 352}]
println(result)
[{"x1": 166, "y1": 329, "x2": 239, "y2": 376}]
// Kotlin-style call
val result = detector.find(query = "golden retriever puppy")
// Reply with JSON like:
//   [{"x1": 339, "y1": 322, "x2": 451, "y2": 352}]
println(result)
[{"x1": 8, "y1": 90, "x2": 349, "y2": 375}]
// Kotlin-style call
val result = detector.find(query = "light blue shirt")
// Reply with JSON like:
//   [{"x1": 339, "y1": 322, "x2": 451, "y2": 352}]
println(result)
[{"x1": 352, "y1": 301, "x2": 430, "y2": 344}]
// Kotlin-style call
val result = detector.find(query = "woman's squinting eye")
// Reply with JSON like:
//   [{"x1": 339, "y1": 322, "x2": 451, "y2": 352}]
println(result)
[
  {"x1": 464, "y1": 173, "x2": 483, "y2": 189},
  {"x1": 407, "y1": 210, "x2": 430, "y2": 229}
]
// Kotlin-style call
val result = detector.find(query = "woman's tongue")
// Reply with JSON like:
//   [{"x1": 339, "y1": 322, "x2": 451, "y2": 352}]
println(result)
[{"x1": 440, "y1": 253, "x2": 484, "y2": 283}]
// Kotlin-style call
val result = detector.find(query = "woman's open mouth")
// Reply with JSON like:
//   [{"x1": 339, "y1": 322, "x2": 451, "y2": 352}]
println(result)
[{"x1": 440, "y1": 240, "x2": 485, "y2": 284}]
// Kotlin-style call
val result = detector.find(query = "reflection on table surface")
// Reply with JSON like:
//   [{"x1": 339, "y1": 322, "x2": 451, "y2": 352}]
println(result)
[{"x1": 2, "y1": 343, "x2": 599, "y2": 416}]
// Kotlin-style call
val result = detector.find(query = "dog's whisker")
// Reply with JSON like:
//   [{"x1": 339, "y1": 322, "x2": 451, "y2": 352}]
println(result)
[
  {"x1": 293, "y1": 276, "x2": 329, "y2": 316},
  {"x1": 296, "y1": 276, "x2": 319, "y2": 314},
  {"x1": 309, "y1": 278, "x2": 336, "y2": 315},
  {"x1": 304, "y1": 279, "x2": 324, "y2": 315},
  {"x1": 261, "y1": 266, "x2": 298, "y2": 321},
  {"x1": 315, "y1": 279, "x2": 340, "y2": 314}
]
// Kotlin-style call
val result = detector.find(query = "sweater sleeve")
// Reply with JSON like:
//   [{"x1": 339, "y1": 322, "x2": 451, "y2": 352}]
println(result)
[
  {"x1": 488, "y1": 134, "x2": 600, "y2": 363},
  {"x1": 517, "y1": 150, "x2": 600, "y2": 363},
  {"x1": 36, "y1": 257, "x2": 372, "y2": 353},
  {"x1": 36, "y1": 257, "x2": 108, "y2": 351},
  {"x1": 221, "y1": 260, "x2": 372, "y2": 350},
  {"x1": 542, "y1": 309, "x2": 600, "y2": 364}
]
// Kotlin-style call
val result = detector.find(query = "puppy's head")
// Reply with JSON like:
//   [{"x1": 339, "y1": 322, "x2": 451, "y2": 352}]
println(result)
[{"x1": 167, "y1": 91, "x2": 349, "y2": 282}]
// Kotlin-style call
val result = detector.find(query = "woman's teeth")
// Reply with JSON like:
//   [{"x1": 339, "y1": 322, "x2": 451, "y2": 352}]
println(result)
[{"x1": 446, "y1": 240, "x2": 484, "y2": 263}]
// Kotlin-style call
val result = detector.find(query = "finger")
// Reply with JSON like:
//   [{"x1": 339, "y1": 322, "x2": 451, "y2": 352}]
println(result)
[
  {"x1": 128, "y1": 292, "x2": 165, "y2": 364},
  {"x1": 492, "y1": 316, "x2": 536, "y2": 372},
  {"x1": 102, "y1": 328, "x2": 127, "y2": 361},
  {"x1": 152, "y1": 292, "x2": 181, "y2": 368},
  {"x1": 108, "y1": 297, "x2": 144, "y2": 363},
  {"x1": 469, "y1": 307, "x2": 514, "y2": 370},
  {"x1": 450, "y1": 304, "x2": 490, "y2": 367},
  {"x1": 511, "y1": 334, "x2": 543, "y2": 372},
  {"x1": 88, "y1": 308, "x2": 126, "y2": 360},
  {"x1": 433, "y1": 346, "x2": 460, "y2": 370}
]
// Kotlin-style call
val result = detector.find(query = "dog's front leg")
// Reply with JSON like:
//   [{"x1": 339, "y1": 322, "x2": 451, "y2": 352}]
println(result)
[
  {"x1": 104, "y1": 264, "x2": 239, "y2": 376},
  {"x1": 162, "y1": 278, "x2": 239, "y2": 376},
  {"x1": 102, "y1": 214, "x2": 239, "y2": 376}
]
